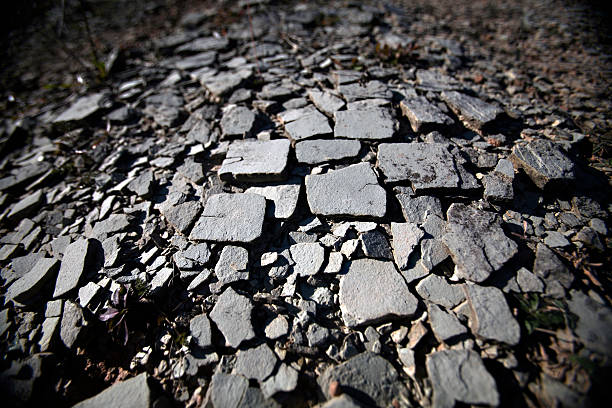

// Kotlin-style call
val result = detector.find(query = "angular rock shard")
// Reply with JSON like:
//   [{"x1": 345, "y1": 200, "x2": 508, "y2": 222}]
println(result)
[
  {"x1": 305, "y1": 162, "x2": 386, "y2": 217},
  {"x1": 334, "y1": 108, "x2": 395, "y2": 140},
  {"x1": 209, "y1": 287, "x2": 255, "y2": 348},
  {"x1": 400, "y1": 96, "x2": 454, "y2": 132},
  {"x1": 189, "y1": 193, "x2": 266, "y2": 243},
  {"x1": 339, "y1": 259, "x2": 417, "y2": 327},
  {"x1": 511, "y1": 139, "x2": 576, "y2": 189},
  {"x1": 73, "y1": 373, "x2": 151, "y2": 408},
  {"x1": 441, "y1": 91, "x2": 502, "y2": 130}
]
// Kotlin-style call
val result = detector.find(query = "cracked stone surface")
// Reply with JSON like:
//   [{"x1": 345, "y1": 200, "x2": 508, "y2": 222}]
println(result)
[
  {"x1": 295, "y1": 139, "x2": 361, "y2": 165},
  {"x1": 441, "y1": 91, "x2": 503, "y2": 130},
  {"x1": 400, "y1": 96, "x2": 454, "y2": 132},
  {"x1": 219, "y1": 139, "x2": 290, "y2": 182},
  {"x1": 209, "y1": 287, "x2": 255, "y2": 348},
  {"x1": 511, "y1": 139, "x2": 576, "y2": 189},
  {"x1": 305, "y1": 162, "x2": 387, "y2": 217},
  {"x1": 334, "y1": 108, "x2": 395, "y2": 140}
]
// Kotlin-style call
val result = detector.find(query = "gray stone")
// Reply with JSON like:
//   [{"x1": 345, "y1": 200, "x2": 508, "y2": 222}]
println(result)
[
  {"x1": 442, "y1": 204, "x2": 518, "y2": 283},
  {"x1": 464, "y1": 284, "x2": 521, "y2": 345},
  {"x1": 90, "y1": 214, "x2": 130, "y2": 240},
  {"x1": 190, "y1": 313, "x2": 212, "y2": 349},
  {"x1": 78, "y1": 282, "x2": 101, "y2": 308},
  {"x1": 6, "y1": 257, "x2": 59, "y2": 303},
  {"x1": 38, "y1": 316, "x2": 60, "y2": 351},
  {"x1": 416, "y1": 275, "x2": 465, "y2": 308},
  {"x1": 7, "y1": 190, "x2": 44, "y2": 221},
  {"x1": 305, "y1": 163, "x2": 386, "y2": 217},
  {"x1": 181, "y1": 243, "x2": 211, "y2": 266},
  {"x1": 426, "y1": 349, "x2": 499, "y2": 408},
  {"x1": 494, "y1": 158, "x2": 515, "y2": 179},
  {"x1": 277, "y1": 105, "x2": 318, "y2": 124},
  {"x1": 233, "y1": 343, "x2": 278, "y2": 382},
  {"x1": 54, "y1": 238, "x2": 97, "y2": 298},
  {"x1": 427, "y1": 303, "x2": 467, "y2": 342},
  {"x1": 511, "y1": 139, "x2": 576, "y2": 189},
  {"x1": 318, "y1": 352, "x2": 407, "y2": 407},
  {"x1": 215, "y1": 246, "x2": 249, "y2": 285},
  {"x1": 359, "y1": 230, "x2": 392, "y2": 260},
  {"x1": 334, "y1": 108, "x2": 395, "y2": 140},
  {"x1": 143, "y1": 91, "x2": 184, "y2": 127},
  {"x1": 127, "y1": 171, "x2": 154, "y2": 197},
  {"x1": 307, "y1": 90, "x2": 345, "y2": 115},
  {"x1": 290, "y1": 243, "x2": 325, "y2": 276},
  {"x1": 149, "y1": 267, "x2": 173, "y2": 295},
  {"x1": 544, "y1": 231, "x2": 570, "y2": 248},
  {"x1": 160, "y1": 200, "x2": 202, "y2": 235},
  {"x1": 177, "y1": 158, "x2": 205, "y2": 184},
  {"x1": 245, "y1": 182, "x2": 300, "y2": 219},
  {"x1": 220, "y1": 106, "x2": 256, "y2": 137},
  {"x1": 190, "y1": 193, "x2": 266, "y2": 243},
  {"x1": 198, "y1": 68, "x2": 253, "y2": 98},
  {"x1": 261, "y1": 364, "x2": 299, "y2": 398},
  {"x1": 306, "y1": 323, "x2": 332, "y2": 347},
  {"x1": 175, "y1": 51, "x2": 216, "y2": 70},
  {"x1": 72, "y1": 373, "x2": 150, "y2": 408},
  {"x1": 295, "y1": 139, "x2": 361, "y2": 165},
  {"x1": 400, "y1": 96, "x2": 453, "y2": 132},
  {"x1": 337, "y1": 80, "x2": 392, "y2": 101},
  {"x1": 320, "y1": 395, "x2": 362, "y2": 408},
  {"x1": 209, "y1": 287, "x2": 255, "y2": 348},
  {"x1": 339, "y1": 259, "x2": 418, "y2": 327},
  {"x1": 102, "y1": 236, "x2": 121, "y2": 268},
  {"x1": 177, "y1": 36, "x2": 228, "y2": 52},
  {"x1": 516, "y1": 267, "x2": 544, "y2": 293},
  {"x1": 284, "y1": 110, "x2": 332, "y2": 141},
  {"x1": 60, "y1": 300, "x2": 85, "y2": 349},
  {"x1": 483, "y1": 173, "x2": 514, "y2": 203},
  {"x1": 241, "y1": 387, "x2": 281, "y2": 408},
  {"x1": 53, "y1": 93, "x2": 106, "y2": 123},
  {"x1": 533, "y1": 243, "x2": 572, "y2": 296},
  {"x1": 45, "y1": 299, "x2": 63, "y2": 317},
  {"x1": 187, "y1": 269, "x2": 212, "y2": 291},
  {"x1": 324, "y1": 252, "x2": 343, "y2": 273},
  {"x1": 219, "y1": 139, "x2": 290, "y2": 182},
  {"x1": 265, "y1": 315, "x2": 289, "y2": 339},
  {"x1": 204, "y1": 372, "x2": 248, "y2": 408},
  {"x1": 377, "y1": 143, "x2": 460, "y2": 191},
  {"x1": 567, "y1": 290, "x2": 612, "y2": 357},
  {"x1": 441, "y1": 91, "x2": 502, "y2": 130},
  {"x1": 416, "y1": 70, "x2": 462, "y2": 91},
  {"x1": 420, "y1": 238, "x2": 450, "y2": 272},
  {"x1": 390, "y1": 222, "x2": 424, "y2": 270}
]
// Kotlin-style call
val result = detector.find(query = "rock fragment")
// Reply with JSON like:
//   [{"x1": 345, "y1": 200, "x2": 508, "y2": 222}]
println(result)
[
  {"x1": 53, "y1": 238, "x2": 97, "y2": 298},
  {"x1": 511, "y1": 139, "x2": 576, "y2": 189},
  {"x1": 359, "y1": 230, "x2": 392, "y2": 260},
  {"x1": 307, "y1": 90, "x2": 345, "y2": 115},
  {"x1": 426, "y1": 349, "x2": 499, "y2": 408},
  {"x1": 203, "y1": 372, "x2": 249, "y2": 408},
  {"x1": 190, "y1": 314, "x2": 212, "y2": 349},
  {"x1": 334, "y1": 108, "x2": 395, "y2": 140},
  {"x1": 464, "y1": 284, "x2": 521, "y2": 345},
  {"x1": 190, "y1": 193, "x2": 266, "y2": 243},
  {"x1": 416, "y1": 274, "x2": 465, "y2": 308},
  {"x1": 160, "y1": 200, "x2": 202, "y2": 234},
  {"x1": 219, "y1": 139, "x2": 290, "y2": 182},
  {"x1": 209, "y1": 287, "x2": 255, "y2": 348},
  {"x1": 400, "y1": 96, "x2": 453, "y2": 132},
  {"x1": 295, "y1": 139, "x2": 361, "y2": 165},
  {"x1": 442, "y1": 204, "x2": 517, "y2": 282},
  {"x1": 567, "y1": 290, "x2": 612, "y2": 357},
  {"x1": 233, "y1": 343, "x2": 278, "y2": 382},
  {"x1": 284, "y1": 110, "x2": 332, "y2": 141},
  {"x1": 215, "y1": 245, "x2": 249, "y2": 285},
  {"x1": 60, "y1": 300, "x2": 85, "y2": 349},
  {"x1": 72, "y1": 373, "x2": 151, "y2": 408},
  {"x1": 290, "y1": 243, "x2": 325, "y2": 276},
  {"x1": 6, "y1": 258, "x2": 59, "y2": 304},
  {"x1": 533, "y1": 243, "x2": 572, "y2": 297},
  {"x1": 390, "y1": 222, "x2": 424, "y2": 270},
  {"x1": 339, "y1": 259, "x2": 417, "y2": 327},
  {"x1": 245, "y1": 182, "x2": 300, "y2": 219},
  {"x1": 261, "y1": 364, "x2": 299, "y2": 398},
  {"x1": 441, "y1": 91, "x2": 502, "y2": 130},
  {"x1": 427, "y1": 303, "x2": 467, "y2": 342},
  {"x1": 220, "y1": 105, "x2": 256, "y2": 137},
  {"x1": 305, "y1": 163, "x2": 386, "y2": 217},
  {"x1": 53, "y1": 93, "x2": 106, "y2": 123}
]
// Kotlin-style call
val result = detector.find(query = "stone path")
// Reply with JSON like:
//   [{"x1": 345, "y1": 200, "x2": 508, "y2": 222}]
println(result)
[{"x1": 0, "y1": 1, "x2": 610, "y2": 407}]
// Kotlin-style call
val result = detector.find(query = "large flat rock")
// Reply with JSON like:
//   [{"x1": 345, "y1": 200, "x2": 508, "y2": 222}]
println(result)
[
  {"x1": 189, "y1": 193, "x2": 266, "y2": 243},
  {"x1": 209, "y1": 287, "x2": 255, "y2": 348},
  {"x1": 442, "y1": 203, "x2": 518, "y2": 282},
  {"x1": 219, "y1": 139, "x2": 290, "y2": 182},
  {"x1": 295, "y1": 139, "x2": 361, "y2": 165},
  {"x1": 284, "y1": 110, "x2": 332, "y2": 141},
  {"x1": 334, "y1": 108, "x2": 395, "y2": 140},
  {"x1": 400, "y1": 96, "x2": 454, "y2": 132},
  {"x1": 511, "y1": 139, "x2": 576, "y2": 189},
  {"x1": 377, "y1": 143, "x2": 460, "y2": 191},
  {"x1": 305, "y1": 162, "x2": 386, "y2": 217},
  {"x1": 73, "y1": 373, "x2": 151, "y2": 408},
  {"x1": 339, "y1": 259, "x2": 417, "y2": 327},
  {"x1": 441, "y1": 91, "x2": 502, "y2": 130}
]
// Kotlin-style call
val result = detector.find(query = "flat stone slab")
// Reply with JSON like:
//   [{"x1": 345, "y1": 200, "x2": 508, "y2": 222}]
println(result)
[
  {"x1": 73, "y1": 373, "x2": 151, "y2": 408},
  {"x1": 305, "y1": 162, "x2": 386, "y2": 217},
  {"x1": 160, "y1": 200, "x2": 202, "y2": 235},
  {"x1": 295, "y1": 139, "x2": 361, "y2": 165},
  {"x1": 219, "y1": 139, "x2": 290, "y2": 182},
  {"x1": 337, "y1": 80, "x2": 392, "y2": 102},
  {"x1": 426, "y1": 349, "x2": 499, "y2": 408},
  {"x1": 334, "y1": 108, "x2": 395, "y2": 140},
  {"x1": 567, "y1": 290, "x2": 612, "y2": 357},
  {"x1": 54, "y1": 238, "x2": 97, "y2": 298},
  {"x1": 427, "y1": 303, "x2": 467, "y2": 342},
  {"x1": 307, "y1": 90, "x2": 345, "y2": 115},
  {"x1": 215, "y1": 245, "x2": 249, "y2": 285},
  {"x1": 377, "y1": 143, "x2": 460, "y2": 191},
  {"x1": 284, "y1": 110, "x2": 332, "y2": 141},
  {"x1": 189, "y1": 193, "x2": 266, "y2": 243},
  {"x1": 339, "y1": 259, "x2": 418, "y2": 327},
  {"x1": 511, "y1": 139, "x2": 576, "y2": 189},
  {"x1": 204, "y1": 372, "x2": 248, "y2": 408},
  {"x1": 210, "y1": 287, "x2": 255, "y2": 348},
  {"x1": 245, "y1": 182, "x2": 300, "y2": 219},
  {"x1": 53, "y1": 93, "x2": 105, "y2": 123},
  {"x1": 390, "y1": 222, "x2": 424, "y2": 270},
  {"x1": 189, "y1": 313, "x2": 212, "y2": 348},
  {"x1": 220, "y1": 105, "x2": 256, "y2": 137},
  {"x1": 442, "y1": 203, "x2": 518, "y2": 283},
  {"x1": 232, "y1": 343, "x2": 278, "y2": 382},
  {"x1": 395, "y1": 194, "x2": 443, "y2": 223},
  {"x1": 318, "y1": 352, "x2": 407, "y2": 407},
  {"x1": 6, "y1": 257, "x2": 59, "y2": 303},
  {"x1": 464, "y1": 284, "x2": 521, "y2": 345},
  {"x1": 400, "y1": 96, "x2": 454, "y2": 132},
  {"x1": 290, "y1": 243, "x2": 325, "y2": 276},
  {"x1": 441, "y1": 91, "x2": 502, "y2": 130},
  {"x1": 416, "y1": 274, "x2": 465, "y2": 308}
]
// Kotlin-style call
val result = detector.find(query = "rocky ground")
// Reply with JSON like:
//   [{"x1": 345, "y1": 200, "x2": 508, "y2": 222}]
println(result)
[{"x1": 1, "y1": 0, "x2": 611, "y2": 407}]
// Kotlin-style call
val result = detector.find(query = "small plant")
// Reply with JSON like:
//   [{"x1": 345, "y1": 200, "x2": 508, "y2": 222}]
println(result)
[
  {"x1": 513, "y1": 293, "x2": 574, "y2": 335},
  {"x1": 98, "y1": 283, "x2": 149, "y2": 345}
]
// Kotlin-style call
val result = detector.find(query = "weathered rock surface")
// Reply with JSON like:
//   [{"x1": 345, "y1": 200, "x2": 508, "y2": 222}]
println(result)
[
  {"x1": 245, "y1": 182, "x2": 300, "y2": 219},
  {"x1": 442, "y1": 203, "x2": 518, "y2": 282},
  {"x1": 305, "y1": 163, "x2": 386, "y2": 217},
  {"x1": 53, "y1": 93, "x2": 106, "y2": 123},
  {"x1": 284, "y1": 110, "x2": 332, "y2": 140},
  {"x1": 400, "y1": 96, "x2": 454, "y2": 132},
  {"x1": 219, "y1": 139, "x2": 290, "y2": 182},
  {"x1": 53, "y1": 239, "x2": 97, "y2": 298},
  {"x1": 295, "y1": 139, "x2": 361, "y2": 165},
  {"x1": 214, "y1": 245, "x2": 249, "y2": 285},
  {"x1": 73, "y1": 373, "x2": 151, "y2": 408},
  {"x1": 511, "y1": 139, "x2": 576, "y2": 189},
  {"x1": 390, "y1": 222, "x2": 424, "y2": 270},
  {"x1": 6, "y1": 258, "x2": 59, "y2": 304},
  {"x1": 209, "y1": 287, "x2": 255, "y2": 348},
  {"x1": 441, "y1": 91, "x2": 502, "y2": 130},
  {"x1": 339, "y1": 259, "x2": 417, "y2": 327},
  {"x1": 189, "y1": 313, "x2": 212, "y2": 349},
  {"x1": 233, "y1": 343, "x2": 278, "y2": 382},
  {"x1": 334, "y1": 108, "x2": 395, "y2": 140},
  {"x1": 190, "y1": 193, "x2": 266, "y2": 243}
]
